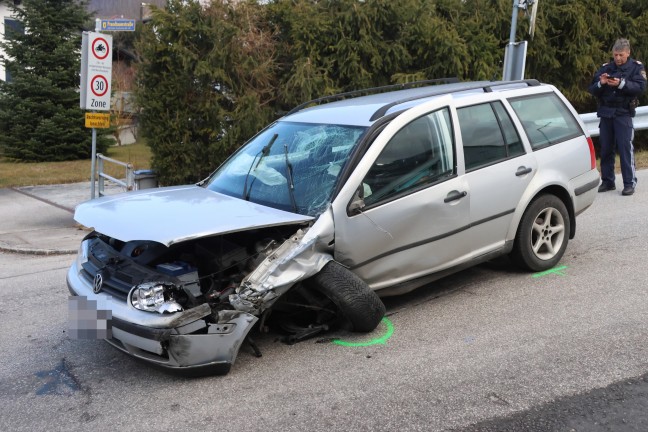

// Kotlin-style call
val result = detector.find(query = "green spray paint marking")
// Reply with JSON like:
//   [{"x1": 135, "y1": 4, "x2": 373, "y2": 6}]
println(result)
[
  {"x1": 532, "y1": 265, "x2": 568, "y2": 278},
  {"x1": 332, "y1": 317, "x2": 394, "y2": 347}
]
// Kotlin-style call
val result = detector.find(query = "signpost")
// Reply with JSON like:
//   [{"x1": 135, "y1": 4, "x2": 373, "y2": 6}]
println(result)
[
  {"x1": 81, "y1": 20, "x2": 135, "y2": 199},
  {"x1": 81, "y1": 31, "x2": 113, "y2": 199},
  {"x1": 80, "y1": 32, "x2": 112, "y2": 112}
]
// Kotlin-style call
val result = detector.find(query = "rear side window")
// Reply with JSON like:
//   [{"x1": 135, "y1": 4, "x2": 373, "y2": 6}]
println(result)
[
  {"x1": 508, "y1": 92, "x2": 583, "y2": 149},
  {"x1": 457, "y1": 101, "x2": 523, "y2": 171}
]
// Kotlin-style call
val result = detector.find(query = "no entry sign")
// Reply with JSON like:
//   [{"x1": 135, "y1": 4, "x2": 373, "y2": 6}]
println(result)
[{"x1": 80, "y1": 32, "x2": 112, "y2": 111}]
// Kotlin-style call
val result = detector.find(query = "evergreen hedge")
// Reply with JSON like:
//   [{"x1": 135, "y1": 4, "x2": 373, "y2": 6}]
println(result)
[
  {"x1": 135, "y1": 0, "x2": 648, "y2": 185},
  {"x1": 0, "y1": 0, "x2": 632, "y2": 183}
]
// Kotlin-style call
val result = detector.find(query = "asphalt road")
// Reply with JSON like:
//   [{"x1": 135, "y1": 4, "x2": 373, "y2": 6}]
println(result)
[{"x1": 0, "y1": 184, "x2": 647, "y2": 432}]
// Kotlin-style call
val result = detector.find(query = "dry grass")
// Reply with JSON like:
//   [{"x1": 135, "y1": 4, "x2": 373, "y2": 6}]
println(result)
[
  {"x1": 596, "y1": 150, "x2": 648, "y2": 174},
  {"x1": 634, "y1": 149, "x2": 648, "y2": 171},
  {"x1": 0, "y1": 142, "x2": 152, "y2": 188}
]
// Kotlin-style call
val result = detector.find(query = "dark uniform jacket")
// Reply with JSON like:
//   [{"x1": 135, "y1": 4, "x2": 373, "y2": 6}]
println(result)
[{"x1": 588, "y1": 58, "x2": 647, "y2": 118}]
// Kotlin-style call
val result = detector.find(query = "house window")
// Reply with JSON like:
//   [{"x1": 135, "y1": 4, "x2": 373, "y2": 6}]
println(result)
[{"x1": 3, "y1": 18, "x2": 25, "y2": 82}]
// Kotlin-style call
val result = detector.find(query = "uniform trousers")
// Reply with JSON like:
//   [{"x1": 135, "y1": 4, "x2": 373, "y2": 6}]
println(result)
[{"x1": 598, "y1": 115, "x2": 637, "y2": 188}]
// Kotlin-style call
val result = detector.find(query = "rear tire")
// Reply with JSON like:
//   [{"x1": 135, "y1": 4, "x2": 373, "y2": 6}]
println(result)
[
  {"x1": 304, "y1": 261, "x2": 385, "y2": 332},
  {"x1": 510, "y1": 194, "x2": 570, "y2": 272}
]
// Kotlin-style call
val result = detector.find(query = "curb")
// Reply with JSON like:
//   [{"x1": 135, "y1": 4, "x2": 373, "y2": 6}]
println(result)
[{"x1": 0, "y1": 240, "x2": 77, "y2": 256}]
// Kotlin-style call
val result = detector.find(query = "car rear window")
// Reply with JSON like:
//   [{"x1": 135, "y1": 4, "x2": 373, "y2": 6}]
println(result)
[{"x1": 508, "y1": 92, "x2": 583, "y2": 149}]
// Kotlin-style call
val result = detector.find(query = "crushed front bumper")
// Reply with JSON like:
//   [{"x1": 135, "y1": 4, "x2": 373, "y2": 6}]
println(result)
[{"x1": 66, "y1": 262, "x2": 258, "y2": 376}]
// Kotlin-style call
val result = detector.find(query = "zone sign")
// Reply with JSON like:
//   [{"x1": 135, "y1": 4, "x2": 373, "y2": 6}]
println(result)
[{"x1": 80, "y1": 32, "x2": 112, "y2": 111}]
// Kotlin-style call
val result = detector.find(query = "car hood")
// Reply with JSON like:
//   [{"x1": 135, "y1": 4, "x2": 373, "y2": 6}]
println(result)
[{"x1": 74, "y1": 185, "x2": 313, "y2": 246}]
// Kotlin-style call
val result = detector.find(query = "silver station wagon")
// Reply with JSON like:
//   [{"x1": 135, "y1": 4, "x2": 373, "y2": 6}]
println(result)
[{"x1": 67, "y1": 79, "x2": 599, "y2": 375}]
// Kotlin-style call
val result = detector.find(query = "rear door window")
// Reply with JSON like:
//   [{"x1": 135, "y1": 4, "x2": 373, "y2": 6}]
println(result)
[
  {"x1": 508, "y1": 92, "x2": 583, "y2": 149},
  {"x1": 457, "y1": 101, "x2": 524, "y2": 171}
]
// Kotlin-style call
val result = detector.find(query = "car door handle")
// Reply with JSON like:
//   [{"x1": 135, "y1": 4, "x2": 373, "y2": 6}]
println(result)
[
  {"x1": 516, "y1": 166, "x2": 532, "y2": 176},
  {"x1": 444, "y1": 190, "x2": 468, "y2": 203}
]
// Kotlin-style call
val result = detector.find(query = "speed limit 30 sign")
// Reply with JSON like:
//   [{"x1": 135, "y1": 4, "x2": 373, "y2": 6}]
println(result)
[{"x1": 80, "y1": 32, "x2": 112, "y2": 111}]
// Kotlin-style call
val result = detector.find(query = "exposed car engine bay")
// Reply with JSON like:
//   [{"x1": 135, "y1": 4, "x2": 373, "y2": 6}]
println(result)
[{"x1": 81, "y1": 224, "x2": 308, "y2": 320}]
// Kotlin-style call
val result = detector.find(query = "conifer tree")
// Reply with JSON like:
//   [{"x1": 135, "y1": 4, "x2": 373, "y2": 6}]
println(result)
[
  {"x1": 135, "y1": 0, "x2": 275, "y2": 185},
  {"x1": 0, "y1": 0, "x2": 110, "y2": 161}
]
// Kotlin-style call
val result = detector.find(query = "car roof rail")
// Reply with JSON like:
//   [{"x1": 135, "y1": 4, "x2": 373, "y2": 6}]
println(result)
[
  {"x1": 285, "y1": 77, "x2": 460, "y2": 116},
  {"x1": 369, "y1": 79, "x2": 542, "y2": 121}
]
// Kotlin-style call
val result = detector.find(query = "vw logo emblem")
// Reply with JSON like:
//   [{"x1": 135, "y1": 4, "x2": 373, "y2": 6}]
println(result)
[{"x1": 93, "y1": 273, "x2": 104, "y2": 294}]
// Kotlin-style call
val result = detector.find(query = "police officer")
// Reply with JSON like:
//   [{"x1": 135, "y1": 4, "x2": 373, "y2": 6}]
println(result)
[{"x1": 589, "y1": 38, "x2": 647, "y2": 196}]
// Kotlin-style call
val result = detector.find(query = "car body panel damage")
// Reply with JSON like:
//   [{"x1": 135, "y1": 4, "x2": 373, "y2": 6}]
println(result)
[
  {"x1": 73, "y1": 185, "x2": 313, "y2": 247},
  {"x1": 67, "y1": 208, "x2": 336, "y2": 374},
  {"x1": 230, "y1": 210, "x2": 335, "y2": 315},
  {"x1": 106, "y1": 310, "x2": 258, "y2": 374}
]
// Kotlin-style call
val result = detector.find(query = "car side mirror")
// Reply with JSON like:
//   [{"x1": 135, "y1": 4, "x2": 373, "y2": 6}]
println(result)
[{"x1": 348, "y1": 186, "x2": 365, "y2": 215}]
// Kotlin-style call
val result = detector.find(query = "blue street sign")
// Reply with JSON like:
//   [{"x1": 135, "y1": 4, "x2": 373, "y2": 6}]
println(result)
[{"x1": 100, "y1": 19, "x2": 136, "y2": 32}]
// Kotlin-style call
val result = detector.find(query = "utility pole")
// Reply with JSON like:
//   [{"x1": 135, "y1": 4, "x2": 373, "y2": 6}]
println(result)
[
  {"x1": 503, "y1": 0, "x2": 520, "y2": 81},
  {"x1": 502, "y1": 1, "x2": 539, "y2": 81}
]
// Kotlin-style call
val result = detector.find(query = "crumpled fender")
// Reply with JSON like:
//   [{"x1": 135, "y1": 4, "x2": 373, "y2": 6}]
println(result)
[{"x1": 229, "y1": 208, "x2": 335, "y2": 315}]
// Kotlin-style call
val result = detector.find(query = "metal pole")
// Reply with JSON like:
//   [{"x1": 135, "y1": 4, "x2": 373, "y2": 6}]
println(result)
[
  {"x1": 90, "y1": 18, "x2": 101, "y2": 199},
  {"x1": 98, "y1": 154, "x2": 104, "y2": 197},
  {"x1": 90, "y1": 127, "x2": 97, "y2": 199},
  {"x1": 503, "y1": 0, "x2": 520, "y2": 81}
]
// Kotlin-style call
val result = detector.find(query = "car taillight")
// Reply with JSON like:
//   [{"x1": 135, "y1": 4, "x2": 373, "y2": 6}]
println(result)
[{"x1": 586, "y1": 136, "x2": 596, "y2": 170}]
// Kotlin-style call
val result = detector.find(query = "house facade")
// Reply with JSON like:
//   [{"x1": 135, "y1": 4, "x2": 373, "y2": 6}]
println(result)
[
  {"x1": 0, "y1": 0, "x2": 166, "y2": 81},
  {"x1": 0, "y1": 1, "x2": 22, "y2": 82}
]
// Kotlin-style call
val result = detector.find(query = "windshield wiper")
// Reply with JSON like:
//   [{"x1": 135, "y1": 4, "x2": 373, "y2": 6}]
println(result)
[
  {"x1": 243, "y1": 133, "x2": 278, "y2": 201},
  {"x1": 284, "y1": 143, "x2": 298, "y2": 213}
]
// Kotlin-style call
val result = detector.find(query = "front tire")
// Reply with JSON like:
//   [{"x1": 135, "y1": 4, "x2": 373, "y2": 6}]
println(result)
[
  {"x1": 304, "y1": 261, "x2": 385, "y2": 332},
  {"x1": 510, "y1": 194, "x2": 570, "y2": 272}
]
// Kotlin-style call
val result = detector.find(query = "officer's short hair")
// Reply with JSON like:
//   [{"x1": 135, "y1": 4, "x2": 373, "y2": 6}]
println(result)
[{"x1": 613, "y1": 38, "x2": 631, "y2": 52}]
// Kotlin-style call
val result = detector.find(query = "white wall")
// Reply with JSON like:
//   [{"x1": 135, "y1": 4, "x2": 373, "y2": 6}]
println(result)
[
  {"x1": 0, "y1": 3, "x2": 21, "y2": 82},
  {"x1": 1, "y1": 4, "x2": 10, "y2": 81}
]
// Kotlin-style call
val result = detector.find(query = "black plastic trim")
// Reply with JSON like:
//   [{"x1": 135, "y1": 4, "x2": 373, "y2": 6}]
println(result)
[
  {"x1": 377, "y1": 240, "x2": 514, "y2": 297},
  {"x1": 575, "y1": 178, "x2": 600, "y2": 196},
  {"x1": 351, "y1": 209, "x2": 515, "y2": 269}
]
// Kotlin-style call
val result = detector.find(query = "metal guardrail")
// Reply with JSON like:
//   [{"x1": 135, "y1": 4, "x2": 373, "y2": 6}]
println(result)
[
  {"x1": 580, "y1": 106, "x2": 648, "y2": 137},
  {"x1": 96, "y1": 153, "x2": 134, "y2": 197}
]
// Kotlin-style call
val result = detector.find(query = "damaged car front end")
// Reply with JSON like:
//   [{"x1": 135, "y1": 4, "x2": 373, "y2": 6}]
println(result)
[
  {"x1": 67, "y1": 121, "x2": 379, "y2": 375},
  {"x1": 67, "y1": 194, "x2": 336, "y2": 375}
]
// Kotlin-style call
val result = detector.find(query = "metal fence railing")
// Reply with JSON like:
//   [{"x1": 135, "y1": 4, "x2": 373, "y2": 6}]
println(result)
[
  {"x1": 580, "y1": 106, "x2": 648, "y2": 137},
  {"x1": 96, "y1": 153, "x2": 134, "y2": 197}
]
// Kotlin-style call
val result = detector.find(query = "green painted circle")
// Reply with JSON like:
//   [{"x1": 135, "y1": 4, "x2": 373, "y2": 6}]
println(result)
[{"x1": 332, "y1": 317, "x2": 394, "y2": 347}]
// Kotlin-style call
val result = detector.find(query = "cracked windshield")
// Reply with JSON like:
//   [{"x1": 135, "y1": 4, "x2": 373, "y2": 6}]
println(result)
[{"x1": 206, "y1": 122, "x2": 366, "y2": 216}]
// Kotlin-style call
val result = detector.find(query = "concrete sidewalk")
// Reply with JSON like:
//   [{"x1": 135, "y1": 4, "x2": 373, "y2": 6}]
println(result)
[{"x1": 0, "y1": 182, "x2": 124, "y2": 255}]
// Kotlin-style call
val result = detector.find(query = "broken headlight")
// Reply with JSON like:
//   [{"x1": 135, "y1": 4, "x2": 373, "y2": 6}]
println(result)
[
  {"x1": 75, "y1": 240, "x2": 90, "y2": 271},
  {"x1": 130, "y1": 282, "x2": 183, "y2": 314}
]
